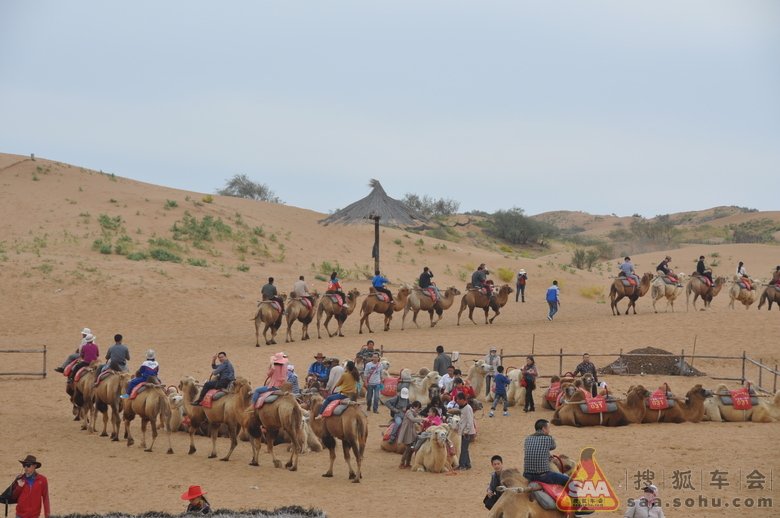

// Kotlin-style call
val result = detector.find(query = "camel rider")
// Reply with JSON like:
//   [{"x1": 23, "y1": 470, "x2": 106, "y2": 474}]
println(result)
[
  {"x1": 251, "y1": 353, "x2": 288, "y2": 404},
  {"x1": 419, "y1": 266, "x2": 441, "y2": 301},
  {"x1": 69, "y1": 334, "x2": 99, "y2": 383},
  {"x1": 308, "y1": 352, "x2": 329, "y2": 384},
  {"x1": 385, "y1": 387, "x2": 410, "y2": 443},
  {"x1": 696, "y1": 256, "x2": 714, "y2": 286},
  {"x1": 371, "y1": 270, "x2": 394, "y2": 304},
  {"x1": 191, "y1": 351, "x2": 235, "y2": 405},
  {"x1": 656, "y1": 256, "x2": 682, "y2": 287},
  {"x1": 770, "y1": 266, "x2": 780, "y2": 286},
  {"x1": 261, "y1": 277, "x2": 288, "y2": 315},
  {"x1": 472, "y1": 264, "x2": 493, "y2": 299},
  {"x1": 121, "y1": 350, "x2": 160, "y2": 398},
  {"x1": 293, "y1": 275, "x2": 314, "y2": 305},
  {"x1": 55, "y1": 327, "x2": 91, "y2": 373},
  {"x1": 315, "y1": 361, "x2": 361, "y2": 419},
  {"x1": 326, "y1": 271, "x2": 348, "y2": 307},
  {"x1": 618, "y1": 257, "x2": 640, "y2": 287},
  {"x1": 523, "y1": 419, "x2": 571, "y2": 487}
]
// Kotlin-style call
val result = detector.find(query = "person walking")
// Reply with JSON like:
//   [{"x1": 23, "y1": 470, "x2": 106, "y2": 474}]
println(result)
[
  {"x1": 516, "y1": 269, "x2": 527, "y2": 302},
  {"x1": 546, "y1": 280, "x2": 561, "y2": 321},
  {"x1": 489, "y1": 366, "x2": 510, "y2": 417},
  {"x1": 363, "y1": 352, "x2": 383, "y2": 413},
  {"x1": 521, "y1": 356, "x2": 539, "y2": 412},
  {"x1": 484, "y1": 347, "x2": 501, "y2": 397},
  {"x1": 11, "y1": 455, "x2": 50, "y2": 518},
  {"x1": 455, "y1": 392, "x2": 476, "y2": 470},
  {"x1": 192, "y1": 352, "x2": 236, "y2": 405}
]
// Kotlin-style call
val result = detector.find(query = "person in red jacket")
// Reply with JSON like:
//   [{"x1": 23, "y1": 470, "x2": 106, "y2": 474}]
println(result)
[
  {"x1": 11, "y1": 455, "x2": 50, "y2": 518},
  {"x1": 449, "y1": 377, "x2": 476, "y2": 401}
]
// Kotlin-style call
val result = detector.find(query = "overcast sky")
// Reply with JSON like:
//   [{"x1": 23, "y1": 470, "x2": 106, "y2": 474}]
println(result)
[{"x1": 2, "y1": 2, "x2": 778, "y2": 218}]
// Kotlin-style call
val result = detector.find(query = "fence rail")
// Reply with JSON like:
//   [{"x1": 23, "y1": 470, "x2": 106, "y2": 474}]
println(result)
[{"x1": 0, "y1": 346, "x2": 47, "y2": 378}]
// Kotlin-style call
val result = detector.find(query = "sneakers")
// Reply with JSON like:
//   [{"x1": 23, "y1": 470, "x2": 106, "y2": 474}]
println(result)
[
  {"x1": 547, "y1": 315, "x2": 553, "y2": 321},
  {"x1": 190, "y1": 401, "x2": 200, "y2": 406},
  {"x1": 314, "y1": 415, "x2": 323, "y2": 420},
  {"x1": 389, "y1": 301, "x2": 396, "y2": 305},
  {"x1": 503, "y1": 412, "x2": 510, "y2": 417},
  {"x1": 489, "y1": 412, "x2": 495, "y2": 417},
  {"x1": 54, "y1": 367, "x2": 65, "y2": 373},
  {"x1": 282, "y1": 312, "x2": 289, "y2": 316},
  {"x1": 120, "y1": 394, "x2": 129, "y2": 399},
  {"x1": 343, "y1": 304, "x2": 349, "y2": 308}
]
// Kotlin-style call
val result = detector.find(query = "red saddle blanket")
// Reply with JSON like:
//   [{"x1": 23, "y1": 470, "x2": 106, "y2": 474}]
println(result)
[
  {"x1": 698, "y1": 277, "x2": 712, "y2": 287},
  {"x1": 381, "y1": 377, "x2": 399, "y2": 397},
  {"x1": 424, "y1": 288, "x2": 436, "y2": 301},
  {"x1": 73, "y1": 366, "x2": 90, "y2": 382},
  {"x1": 374, "y1": 292, "x2": 390, "y2": 302},
  {"x1": 382, "y1": 423, "x2": 395, "y2": 442},
  {"x1": 620, "y1": 277, "x2": 638, "y2": 287},
  {"x1": 63, "y1": 359, "x2": 79, "y2": 377},
  {"x1": 299, "y1": 297, "x2": 313, "y2": 310},
  {"x1": 201, "y1": 388, "x2": 222, "y2": 408},
  {"x1": 647, "y1": 389, "x2": 670, "y2": 410},
  {"x1": 584, "y1": 395, "x2": 608, "y2": 413},
  {"x1": 662, "y1": 275, "x2": 679, "y2": 284},
  {"x1": 477, "y1": 287, "x2": 491, "y2": 296},
  {"x1": 129, "y1": 382, "x2": 147, "y2": 400},
  {"x1": 537, "y1": 482, "x2": 573, "y2": 509},
  {"x1": 269, "y1": 301, "x2": 283, "y2": 313},
  {"x1": 331, "y1": 294, "x2": 344, "y2": 306},
  {"x1": 321, "y1": 398, "x2": 347, "y2": 417},
  {"x1": 730, "y1": 388, "x2": 753, "y2": 410},
  {"x1": 738, "y1": 280, "x2": 752, "y2": 291},
  {"x1": 94, "y1": 369, "x2": 113, "y2": 387},
  {"x1": 253, "y1": 390, "x2": 280, "y2": 409},
  {"x1": 546, "y1": 382, "x2": 562, "y2": 402}
]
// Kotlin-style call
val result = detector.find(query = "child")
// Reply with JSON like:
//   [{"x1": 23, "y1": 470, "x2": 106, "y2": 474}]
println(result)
[
  {"x1": 422, "y1": 406, "x2": 443, "y2": 431},
  {"x1": 489, "y1": 366, "x2": 510, "y2": 417},
  {"x1": 484, "y1": 455, "x2": 504, "y2": 510},
  {"x1": 181, "y1": 485, "x2": 211, "y2": 514}
]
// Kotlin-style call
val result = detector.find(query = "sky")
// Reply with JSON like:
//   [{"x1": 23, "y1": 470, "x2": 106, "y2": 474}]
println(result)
[{"x1": 1, "y1": 2, "x2": 778, "y2": 218}]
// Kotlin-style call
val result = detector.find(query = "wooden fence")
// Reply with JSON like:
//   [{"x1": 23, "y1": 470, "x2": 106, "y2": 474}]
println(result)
[{"x1": 0, "y1": 345, "x2": 47, "y2": 378}]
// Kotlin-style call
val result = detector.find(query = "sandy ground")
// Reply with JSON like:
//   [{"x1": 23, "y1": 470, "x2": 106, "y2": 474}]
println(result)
[{"x1": 1, "y1": 153, "x2": 779, "y2": 517}]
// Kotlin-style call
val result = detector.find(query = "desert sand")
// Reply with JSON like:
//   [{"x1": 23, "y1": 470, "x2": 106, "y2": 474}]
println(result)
[{"x1": 1, "y1": 153, "x2": 778, "y2": 517}]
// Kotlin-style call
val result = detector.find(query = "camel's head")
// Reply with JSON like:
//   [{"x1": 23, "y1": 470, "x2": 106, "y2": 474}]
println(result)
[
  {"x1": 468, "y1": 396, "x2": 483, "y2": 411},
  {"x1": 472, "y1": 360, "x2": 491, "y2": 374},
  {"x1": 380, "y1": 357, "x2": 391, "y2": 372},
  {"x1": 432, "y1": 428, "x2": 448, "y2": 445},
  {"x1": 446, "y1": 286, "x2": 462, "y2": 296},
  {"x1": 447, "y1": 414, "x2": 461, "y2": 430},
  {"x1": 629, "y1": 385, "x2": 651, "y2": 399},
  {"x1": 498, "y1": 284, "x2": 514, "y2": 295},
  {"x1": 418, "y1": 367, "x2": 430, "y2": 377},
  {"x1": 348, "y1": 288, "x2": 361, "y2": 300},
  {"x1": 169, "y1": 395, "x2": 184, "y2": 408},
  {"x1": 550, "y1": 375, "x2": 561, "y2": 384},
  {"x1": 179, "y1": 376, "x2": 197, "y2": 392},
  {"x1": 425, "y1": 371, "x2": 441, "y2": 385},
  {"x1": 582, "y1": 373, "x2": 595, "y2": 389},
  {"x1": 689, "y1": 384, "x2": 714, "y2": 399}
]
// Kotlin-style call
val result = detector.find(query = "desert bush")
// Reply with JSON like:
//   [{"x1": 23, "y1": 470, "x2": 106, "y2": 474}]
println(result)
[
  {"x1": 236, "y1": 264, "x2": 250, "y2": 272},
  {"x1": 497, "y1": 267, "x2": 514, "y2": 283},
  {"x1": 126, "y1": 251, "x2": 148, "y2": 261},
  {"x1": 393, "y1": 239, "x2": 403, "y2": 246},
  {"x1": 216, "y1": 174, "x2": 283, "y2": 203},
  {"x1": 171, "y1": 215, "x2": 232, "y2": 242},
  {"x1": 499, "y1": 245, "x2": 513, "y2": 253},
  {"x1": 98, "y1": 214, "x2": 122, "y2": 231},
  {"x1": 401, "y1": 193, "x2": 460, "y2": 216},
  {"x1": 315, "y1": 274, "x2": 328, "y2": 282},
  {"x1": 187, "y1": 257, "x2": 208, "y2": 267},
  {"x1": 164, "y1": 199, "x2": 178, "y2": 210},
  {"x1": 253, "y1": 226, "x2": 266, "y2": 237},
  {"x1": 488, "y1": 207, "x2": 557, "y2": 246},
  {"x1": 149, "y1": 248, "x2": 181, "y2": 262},
  {"x1": 202, "y1": 194, "x2": 214, "y2": 203},
  {"x1": 99, "y1": 244, "x2": 112, "y2": 254},
  {"x1": 579, "y1": 285, "x2": 605, "y2": 298}
]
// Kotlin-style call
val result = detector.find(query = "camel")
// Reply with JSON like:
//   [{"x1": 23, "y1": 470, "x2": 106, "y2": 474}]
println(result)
[
  {"x1": 408, "y1": 371, "x2": 441, "y2": 406},
  {"x1": 401, "y1": 286, "x2": 462, "y2": 330},
  {"x1": 316, "y1": 288, "x2": 361, "y2": 338},
  {"x1": 122, "y1": 375, "x2": 173, "y2": 453},
  {"x1": 551, "y1": 385, "x2": 630, "y2": 427},
  {"x1": 302, "y1": 391, "x2": 368, "y2": 483},
  {"x1": 285, "y1": 292, "x2": 321, "y2": 343},
  {"x1": 686, "y1": 274, "x2": 726, "y2": 311},
  {"x1": 487, "y1": 457, "x2": 577, "y2": 518},
  {"x1": 728, "y1": 276, "x2": 761, "y2": 310},
  {"x1": 609, "y1": 272, "x2": 653, "y2": 315},
  {"x1": 457, "y1": 283, "x2": 514, "y2": 325},
  {"x1": 245, "y1": 392, "x2": 304, "y2": 470},
  {"x1": 444, "y1": 414, "x2": 462, "y2": 469},
  {"x1": 617, "y1": 385, "x2": 651, "y2": 424},
  {"x1": 92, "y1": 370, "x2": 132, "y2": 440},
  {"x1": 411, "y1": 426, "x2": 451, "y2": 473},
  {"x1": 178, "y1": 376, "x2": 211, "y2": 454},
  {"x1": 642, "y1": 384, "x2": 713, "y2": 423},
  {"x1": 269, "y1": 413, "x2": 322, "y2": 454},
  {"x1": 70, "y1": 359, "x2": 102, "y2": 432},
  {"x1": 359, "y1": 284, "x2": 412, "y2": 334},
  {"x1": 758, "y1": 285, "x2": 780, "y2": 310},
  {"x1": 199, "y1": 377, "x2": 252, "y2": 461},
  {"x1": 708, "y1": 383, "x2": 776, "y2": 423},
  {"x1": 467, "y1": 360, "x2": 491, "y2": 399},
  {"x1": 651, "y1": 272, "x2": 688, "y2": 313},
  {"x1": 751, "y1": 391, "x2": 780, "y2": 422},
  {"x1": 252, "y1": 293, "x2": 288, "y2": 346},
  {"x1": 165, "y1": 386, "x2": 187, "y2": 432}
]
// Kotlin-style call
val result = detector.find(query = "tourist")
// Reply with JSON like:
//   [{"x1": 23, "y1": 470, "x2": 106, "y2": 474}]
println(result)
[
  {"x1": 449, "y1": 377, "x2": 475, "y2": 403},
  {"x1": 326, "y1": 358, "x2": 344, "y2": 394},
  {"x1": 326, "y1": 271, "x2": 348, "y2": 306},
  {"x1": 484, "y1": 346, "x2": 501, "y2": 396},
  {"x1": 354, "y1": 340, "x2": 376, "y2": 369},
  {"x1": 293, "y1": 275, "x2": 314, "y2": 305},
  {"x1": 421, "y1": 395, "x2": 446, "y2": 420},
  {"x1": 68, "y1": 334, "x2": 99, "y2": 383},
  {"x1": 455, "y1": 392, "x2": 476, "y2": 470},
  {"x1": 181, "y1": 485, "x2": 211, "y2": 515},
  {"x1": 472, "y1": 263, "x2": 493, "y2": 300},
  {"x1": 516, "y1": 269, "x2": 527, "y2": 302},
  {"x1": 371, "y1": 270, "x2": 394, "y2": 304},
  {"x1": 55, "y1": 327, "x2": 91, "y2": 373},
  {"x1": 438, "y1": 365, "x2": 456, "y2": 393},
  {"x1": 363, "y1": 352, "x2": 383, "y2": 414},
  {"x1": 122, "y1": 349, "x2": 160, "y2": 398},
  {"x1": 261, "y1": 277, "x2": 287, "y2": 315},
  {"x1": 656, "y1": 256, "x2": 682, "y2": 287},
  {"x1": 696, "y1": 256, "x2": 714, "y2": 286},
  {"x1": 250, "y1": 353, "x2": 288, "y2": 405},
  {"x1": 191, "y1": 352, "x2": 235, "y2": 405},
  {"x1": 484, "y1": 455, "x2": 504, "y2": 510},
  {"x1": 398, "y1": 401, "x2": 426, "y2": 469},
  {"x1": 418, "y1": 266, "x2": 441, "y2": 301},
  {"x1": 489, "y1": 366, "x2": 510, "y2": 417},
  {"x1": 308, "y1": 353, "x2": 329, "y2": 384},
  {"x1": 286, "y1": 364, "x2": 300, "y2": 394},
  {"x1": 770, "y1": 266, "x2": 780, "y2": 286},
  {"x1": 12, "y1": 455, "x2": 50, "y2": 518},
  {"x1": 384, "y1": 387, "x2": 411, "y2": 443},
  {"x1": 573, "y1": 353, "x2": 599, "y2": 397},
  {"x1": 315, "y1": 361, "x2": 361, "y2": 419},
  {"x1": 623, "y1": 484, "x2": 665, "y2": 518},
  {"x1": 422, "y1": 406, "x2": 443, "y2": 430},
  {"x1": 521, "y1": 356, "x2": 539, "y2": 412},
  {"x1": 433, "y1": 345, "x2": 452, "y2": 376},
  {"x1": 618, "y1": 257, "x2": 640, "y2": 287},
  {"x1": 523, "y1": 419, "x2": 569, "y2": 486},
  {"x1": 546, "y1": 280, "x2": 561, "y2": 321},
  {"x1": 97, "y1": 334, "x2": 130, "y2": 378}
]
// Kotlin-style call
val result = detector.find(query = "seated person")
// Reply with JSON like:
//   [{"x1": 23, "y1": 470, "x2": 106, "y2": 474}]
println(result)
[
  {"x1": 308, "y1": 353, "x2": 329, "y2": 384},
  {"x1": 326, "y1": 272, "x2": 348, "y2": 307},
  {"x1": 472, "y1": 264, "x2": 493, "y2": 299},
  {"x1": 121, "y1": 350, "x2": 160, "y2": 398},
  {"x1": 419, "y1": 267, "x2": 441, "y2": 301},
  {"x1": 449, "y1": 377, "x2": 476, "y2": 403},
  {"x1": 371, "y1": 270, "x2": 394, "y2": 303},
  {"x1": 696, "y1": 256, "x2": 714, "y2": 285},
  {"x1": 384, "y1": 387, "x2": 411, "y2": 442},
  {"x1": 618, "y1": 257, "x2": 640, "y2": 286},
  {"x1": 69, "y1": 333, "x2": 99, "y2": 382},
  {"x1": 251, "y1": 354, "x2": 288, "y2": 404},
  {"x1": 191, "y1": 352, "x2": 235, "y2": 405},
  {"x1": 315, "y1": 361, "x2": 361, "y2": 419}
]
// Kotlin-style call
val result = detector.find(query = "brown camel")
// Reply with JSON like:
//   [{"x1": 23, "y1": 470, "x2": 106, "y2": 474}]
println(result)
[
  {"x1": 285, "y1": 292, "x2": 321, "y2": 343},
  {"x1": 316, "y1": 288, "x2": 361, "y2": 338},
  {"x1": 551, "y1": 385, "x2": 630, "y2": 427},
  {"x1": 401, "y1": 286, "x2": 461, "y2": 330},
  {"x1": 457, "y1": 283, "x2": 514, "y2": 325},
  {"x1": 617, "y1": 385, "x2": 651, "y2": 424},
  {"x1": 359, "y1": 284, "x2": 412, "y2": 334},
  {"x1": 245, "y1": 392, "x2": 303, "y2": 470},
  {"x1": 92, "y1": 370, "x2": 132, "y2": 440},
  {"x1": 642, "y1": 384, "x2": 713, "y2": 423},
  {"x1": 199, "y1": 377, "x2": 252, "y2": 461},
  {"x1": 253, "y1": 293, "x2": 288, "y2": 346},
  {"x1": 301, "y1": 391, "x2": 368, "y2": 483},
  {"x1": 686, "y1": 274, "x2": 726, "y2": 311},
  {"x1": 609, "y1": 272, "x2": 653, "y2": 315},
  {"x1": 70, "y1": 359, "x2": 102, "y2": 432},
  {"x1": 728, "y1": 276, "x2": 761, "y2": 310},
  {"x1": 651, "y1": 273, "x2": 688, "y2": 313},
  {"x1": 708, "y1": 383, "x2": 775, "y2": 423},
  {"x1": 758, "y1": 285, "x2": 780, "y2": 310},
  {"x1": 179, "y1": 376, "x2": 210, "y2": 454},
  {"x1": 122, "y1": 375, "x2": 173, "y2": 453},
  {"x1": 488, "y1": 458, "x2": 577, "y2": 518}
]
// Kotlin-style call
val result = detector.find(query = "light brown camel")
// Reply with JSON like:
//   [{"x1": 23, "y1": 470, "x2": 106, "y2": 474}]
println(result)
[
  {"x1": 609, "y1": 272, "x2": 653, "y2": 315},
  {"x1": 401, "y1": 286, "x2": 461, "y2": 330},
  {"x1": 200, "y1": 377, "x2": 252, "y2": 461},
  {"x1": 487, "y1": 457, "x2": 577, "y2": 518},
  {"x1": 410, "y1": 426, "x2": 451, "y2": 473},
  {"x1": 359, "y1": 285, "x2": 412, "y2": 334},
  {"x1": 178, "y1": 376, "x2": 211, "y2": 454},
  {"x1": 302, "y1": 391, "x2": 368, "y2": 483},
  {"x1": 122, "y1": 375, "x2": 173, "y2": 453},
  {"x1": 285, "y1": 292, "x2": 321, "y2": 343},
  {"x1": 752, "y1": 391, "x2": 780, "y2": 422},
  {"x1": 467, "y1": 360, "x2": 491, "y2": 399},
  {"x1": 549, "y1": 376, "x2": 594, "y2": 421},
  {"x1": 457, "y1": 283, "x2": 514, "y2": 325},
  {"x1": 92, "y1": 370, "x2": 131, "y2": 440},
  {"x1": 551, "y1": 385, "x2": 630, "y2": 427},
  {"x1": 245, "y1": 392, "x2": 303, "y2": 470},
  {"x1": 727, "y1": 276, "x2": 761, "y2": 310},
  {"x1": 316, "y1": 288, "x2": 361, "y2": 338},
  {"x1": 686, "y1": 274, "x2": 726, "y2": 311},
  {"x1": 709, "y1": 383, "x2": 775, "y2": 423},
  {"x1": 651, "y1": 272, "x2": 688, "y2": 313},
  {"x1": 252, "y1": 293, "x2": 288, "y2": 346},
  {"x1": 642, "y1": 384, "x2": 713, "y2": 423},
  {"x1": 758, "y1": 285, "x2": 780, "y2": 310},
  {"x1": 70, "y1": 359, "x2": 102, "y2": 432},
  {"x1": 617, "y1": 385, "x2": 651, "y2": 424}
]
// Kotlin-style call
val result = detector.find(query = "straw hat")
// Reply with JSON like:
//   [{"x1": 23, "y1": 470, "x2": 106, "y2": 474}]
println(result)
[{"x1": 314, "y1": 352, "x2": 326, "y2": 359}]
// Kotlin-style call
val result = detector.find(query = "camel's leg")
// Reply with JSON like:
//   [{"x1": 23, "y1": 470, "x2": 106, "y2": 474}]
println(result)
[
  {"x1": 146, "y1": 417, "x2": 160, "y2": 452},
  {"x1": 255, "y1": 318, "x2": 262, "y2": 347},
  {"x1": 209, "y1": 423, "x2": 220, "y2": 458},
  {"x1": 457, "y1": 304, "x2": 464, "y2": 325},
  {"x1": 140, "y1": 418, "x2": 149, "y2": 450},
  {"x1": 483, "y1": 307, "x2": 490, "y2": 324},
  {"x1": 401, "y1": 306, "x2": 410, "y2": 330},
  {"x1": 124, "y1": 417, "x2": 134, "y2": 447},
  {"x1": 220, "y1": 424, "x2": 239, "y2": 461},
  {"x1": 468, "y1": 306, "x2": 477, "y2": 325},
  {"x1": 323, "y1": 314, "x2": 333, "y2": 337},
  {"x1": 100, "y1": 406, "x2": 109, "y2": 436},
  {"x1": 322, "y1": 436, "x2": 337, "y2": 477},
  {"x1": 264, "y1": 429, "x2": 282, "y2": 468},
  {"x1": 342, "y1": 440, "x2": 357, "y2": 480},
  {"x1": 383, "y1": 313, "x2": 393, "y2": 332},
  {"x1": 489, "y1": 307, "x2": 500, "y2": 324},
  {"x1": 336, "y1": 313, "x2": 347, "y2": 337},
  {"x1": 360, "y1": 314, "x2": 373, "y2": 334}
]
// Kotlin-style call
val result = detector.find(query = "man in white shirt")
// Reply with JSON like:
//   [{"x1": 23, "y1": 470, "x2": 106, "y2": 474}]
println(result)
[
  {"x1": 293, "y1": 275, "x2": 313, "y2": 305},
  {"x1": 326, "y1": 357, "x2": 344, "y2": 394},
  {"x1": 438, "y1": 365, "x2": 456, "y2": 393}
]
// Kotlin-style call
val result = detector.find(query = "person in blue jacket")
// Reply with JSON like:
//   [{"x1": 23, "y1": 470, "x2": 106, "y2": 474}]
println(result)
[
  {"x1": 121, "y1": 349, "x2": 160, "y2": 398},
  {"x1": 546, "y1": 280, "x2": 561, "y2": 321},
  {"x1": 372, "y1": 270, "x2": 394, "y2": 304}
]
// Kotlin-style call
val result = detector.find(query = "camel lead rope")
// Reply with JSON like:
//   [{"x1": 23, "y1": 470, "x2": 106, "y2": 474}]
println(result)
[{"x1": 498, "y1": 486, "x2": 525, "y2": 493}]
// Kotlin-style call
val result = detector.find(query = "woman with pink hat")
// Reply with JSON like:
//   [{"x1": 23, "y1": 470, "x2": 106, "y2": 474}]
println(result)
[
  {"x1": 181, "y1": 485, "x2": 211, "y2": 514},
  {"x1": 251, "y1": 353, "x2": 289, "y2": 404}
]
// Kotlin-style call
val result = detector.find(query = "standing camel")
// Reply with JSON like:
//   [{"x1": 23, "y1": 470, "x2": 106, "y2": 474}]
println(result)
[
  {"x1": 301, "y1": 391, "x2": 368, "y2": 483},
  {"x1": 245, "y1": 392, "x2": 303, "y2": 470},
  {"x1": 122, "y1": 375, "x2": 173, "y2": 453},
  {"x1": 401, "y1": 286, "x2": 461, "y2": 330},
  {"x1": 200, "y1": 378, "x2": 252, "y2": 461},
  {"x1": 285, "y1": 292, "x2": 321, "y2": 343},
  {"x1": 686, "y1": 274, "x2": 726, "y2": 311},
  {"x1": 316, "y1": 288, "x2": 361, "y2": 339},
  {"x1": 92, "y1": 370, "x2": 131, "y2": 440},
  {"x1": 359, "y1": 285, "x2": 412, "y2": 334},
  {"x1": 758, "y1": 285, "x2": 780, "y2": 310},
  {"x1": 727, "y1": 276, "x2": 761, "y2": 310},
  {"x1": 651, "y1": 273, "x2": 688, "y2": 313},
  {"x1": 70, "y1": 359, "x2": 102, "y2": 432},
  {"x1": 253, "y1": 294, "x2": 287, "y2": 346},
  {"x1": 179, "y1": 376, "x2": 210, "y2": 454},
  {"x1": 609, "y1": 272, "x2": 653, "y2": 316},
  {"x1": 457, "y1": 284, "x2": 514, "y2": 325}
]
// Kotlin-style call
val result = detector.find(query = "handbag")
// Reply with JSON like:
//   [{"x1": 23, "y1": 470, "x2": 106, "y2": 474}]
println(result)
[
  {"x1": 520, "y1": 378, "x2": 528, "y2": 387},
  {"x1": 0, "y1": 479, "x2": 17, "y2": 505},
  {"x1": 483, "y1": 493, "x2": 499, "y2": 510}
]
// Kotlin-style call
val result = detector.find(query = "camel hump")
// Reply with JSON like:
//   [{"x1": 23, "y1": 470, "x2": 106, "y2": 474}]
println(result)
[{"x1": 465, "y1": 283, "x2": 475, "y2": 289}]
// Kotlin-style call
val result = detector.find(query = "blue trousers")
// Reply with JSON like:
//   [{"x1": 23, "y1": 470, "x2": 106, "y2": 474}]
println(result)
[
  {"x1": 318, "y1": 394, "x2": 347, "y2": 415},
  {"x1": 491, "y1": 393, "x2": 508, "y2": 412},
  {"x1": 548, "y1": 301, "x2": 558, "y2": 319},
  {"x1": 251, "y1": 386, "x2": 279, "y2": 404},
  {"x1": 366, "y1": 384, "x2": 380, "y2": 412},
  {"x1": 459, "y1": 434, "x2": 473, "y2": 469},
  {"x1": 524, "y1": 471, "x2": 570, "y2": 486}
]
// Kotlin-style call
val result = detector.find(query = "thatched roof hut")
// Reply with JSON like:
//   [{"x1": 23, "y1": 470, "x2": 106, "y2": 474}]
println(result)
[{"x1": 319, "y1": 179, "x2": 429, "y2": 272}]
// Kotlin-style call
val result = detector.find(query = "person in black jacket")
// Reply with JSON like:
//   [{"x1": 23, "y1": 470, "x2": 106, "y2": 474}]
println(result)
[
  {"x1": 484, "y1": 455, "x2": 504, "y2": 509},
  {"x1": 418, "y1": 267, "x2": 441, "y2": 301},
  {"x1": 696, "y1": 255, "x2": 714, "y2": 285}
]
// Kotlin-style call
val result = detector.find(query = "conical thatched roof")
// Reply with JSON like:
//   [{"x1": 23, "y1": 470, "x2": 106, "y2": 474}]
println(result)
[{"x1": 318, "y1": 179, "x2": 429, "y2": 227}]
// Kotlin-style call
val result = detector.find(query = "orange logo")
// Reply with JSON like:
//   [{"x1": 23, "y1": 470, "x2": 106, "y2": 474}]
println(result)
[{"x1": 556, "y1": 447, "x2": 620, "y2": 512}]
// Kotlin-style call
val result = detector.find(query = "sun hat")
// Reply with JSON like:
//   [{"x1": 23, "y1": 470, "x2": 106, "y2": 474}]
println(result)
[
  {"x1": 519, "y1": 269, "x2": 526, "y2": 274},
  {"x1": 81, "y1": 328, "x2": 91, "y2": 335},
  {"x1": 146, "y1": 349, "x2": 156, "y2": 360},
  {"x1": 181, "y1": 485, "x2": 207, "y2": 500},
  {"x1": 19, "y1": 455, "x2": 41, "y2": 468},
  {"x1": 84, "y1": 334, "x2": 96, "y2": 343},
  {"x1": 490, "y1": 346, "x2": 497, "y2": 351},
  {"x1": 273, "y1": 356, "x2": 289, "y2": 365},
  {"x1": 642, "y1": 484, "x2": 658, "y2": 494},
  {"x1": 330, "y1": 358, "x2": 340, "y2": 364},
  {"x1": 314, "y1": 352, "x2": 326, "y2": 359},
  {"x1": 287, "y1": 364, "x2": 295, "y2": 372},
  {"x1": 400, "y1": 388, "x2": 409, "y2": 399}
]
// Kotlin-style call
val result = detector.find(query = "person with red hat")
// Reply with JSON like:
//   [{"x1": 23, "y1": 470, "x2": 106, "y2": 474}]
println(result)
[
  {"x1": 11, "y1": 455, "x2": 50, "y2": 518},
  {"x1": 181, "y1": 485, "x2": 211, "y2": 514}
]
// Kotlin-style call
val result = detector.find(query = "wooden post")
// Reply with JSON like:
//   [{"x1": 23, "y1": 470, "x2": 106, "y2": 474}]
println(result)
[
  {"x1": 741, "y1": 351, "x2": 746, "y2": 386},
  {"x1": 532, "y1": 334, "x2": 536, "y2": 355},
  {"x1": 559, "y1": 348, "x2": 563, "y2": 376},
  {"x1": 690, "y1": 335, "x2": 697, "y2": 371},
  {"x1": 759, "y1": 358, "x2": 763, "y2": 387},
  {"x1": 43, "y1": 344, "x2": 47, "y2": 379},
  {"x1": 774, "y1": 365, "x2": 777, "y2": 394},
  {"x1": 681, "y1": 349, "x2": 685, "y2": 376},
  {"x1": 373, "y1": 217, "x2": 380, "y2": 273},
  {"x1": 500, "y1": 348, "x2": 504, "y2": 367}
]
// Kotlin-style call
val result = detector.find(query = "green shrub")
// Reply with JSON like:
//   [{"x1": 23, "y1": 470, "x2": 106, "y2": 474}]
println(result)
[
  {"x1": 315, "y1": 274, "x2": 328, "y2": 282},
  {"x1": 579, "y1": 285, "x2": 605, "y2": 298},
  {"x1": 98, "y1": 214, "x2": 122, "y2": 231},
  {"x1": 170, "y1": 215, "x2": 232, "y2": 242},
  {"x1": 164, "y1": 199, "x2": 178, "y2": 210},
  {"x1": 236, "y1": 264, "x2": 250, "y2": 272},
  {"x1": 149, "y1": 248, "x2": 181, "y2": 262},
  {"x1": 497, "y1": 267, "x2": 514, "y2": 283},
  {"x1": 253, "y1": 226, "x2": 266, "y2": 237},
  {"x1": 127, "y1": 251, "x2": 148, "y2": 261},
  {"x1": 92, "y1": 239, "x2": 106, "y2": 251},
  {"x1": 415, "y1": 239, "x2": 425, "y2": 246},
  {"x1": 187, "y1": 257, "x2": 208, "y2": 267},
  {"x1": 202, "y1": 194, "x2": 214, "y2": 203},
  {"x1": 499, "y1": 245, "x2": 514, "y2": 253},
  {"x1": 394, "y1": 239, "x2": 403, "y2": 246},
  {"x1": 99, "y1": 244, "x2": 112, "y2": 254},
  {"x1": 114, "y1": 244, "x2": 128, "y2": 255}
]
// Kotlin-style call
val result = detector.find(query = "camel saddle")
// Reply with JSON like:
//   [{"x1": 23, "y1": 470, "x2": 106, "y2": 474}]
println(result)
[
  {"x1": 546, "y1": 383, "x2": 562, "y2": 402},
  {"x1": 660, "y1": 275, "x2": 679, "y2": 285},
  {"x1": 619, "y1": 277, "x2": 638, "y2": 287},
  {"x1": 579, "y1": 395, "x2": 618, "y2": 414},
  {"x1": 381, "y1": 376, "x2": 399, "y2": 397},
  {"x1": 328, "y1": 293, "x2": 344, "y2": 306},
  {"x1": 201, "y1": 388, "x2": 231, "y2": 408},
  {"x1": 94, "y1": 369, "x2": 114, "y2": 387},
  {"x1": 646, "y1": 390, "x2": 675, "y2": 410},
  {"x1": 528, "y1": 482, "x2": 573, "y2": 511},
  {"x1": 720, "y1": 387, "x2": 758, "y2": 409},
  {"x1": 737, "y1": 280, "x2": 752, "y2": 291},
  {"x1": 321, "y1": 398, "x2": 350, "y2": 417},
  {"x1": 73, "y1": 366, "x2": 91, "y2": 382},
  {"x1": 296, "y1": 296, "x2": 313, "y2": 310},
  {"x1": 697, "y1": 276, "x2": 712, "y2": 287},
  {"x1": 373, "y1": 292, "x2": 391, "y2": 302},
  {"x1": 129, "y1": 382, "x2": 148, "y2": 400},
  {"x1": 253, "y1": 390, "x2": 282, "y2": 409},
  {"x1": 63, "y1": 359, "x2": 79, "y2": 377},
  {"x1": 416, "y1": 288, "x2": 437, "y2": 301},
  {"x1": 259, "y1": 300, "x2": 283, "y2": 313},
  {"x1": 381, "y1": 423, "x2": 395, "y2": 441}
]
